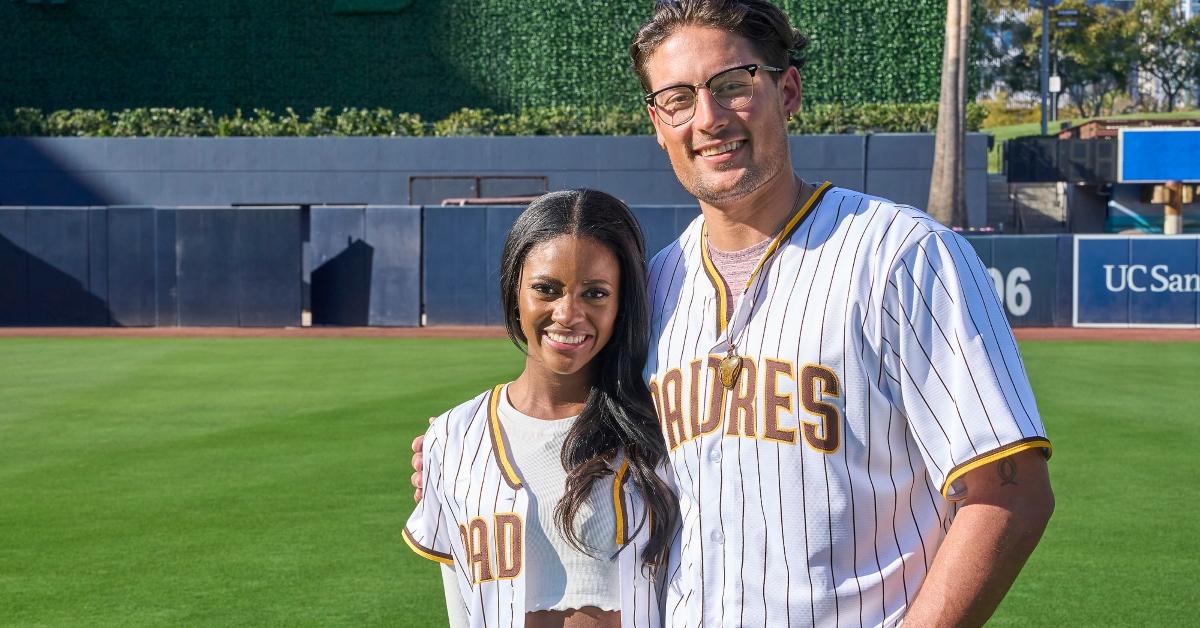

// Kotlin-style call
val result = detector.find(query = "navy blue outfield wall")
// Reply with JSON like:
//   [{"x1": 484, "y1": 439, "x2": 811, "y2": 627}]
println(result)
[
  {"x1": 0, "y1": 207, "x2": 302, "y2": 327},
  {"x1": 107, "y1": 207, "x2": 158, "y2": 326},
  {"x1": 21, "y1": 204, "x2": 1190, "y2": 329},
  {"x1": 0, "y1": 207, "x2": 109, "y2": 326},
  {"x1": 308, "y1": 206, "x2": 420, "y2": 326},
  {"x1": 1, "y1": 203, "x2": 1082, "y2": 329},
  {"x1": 963, "y1": 235, "x2": 1073, "y2": 328}
]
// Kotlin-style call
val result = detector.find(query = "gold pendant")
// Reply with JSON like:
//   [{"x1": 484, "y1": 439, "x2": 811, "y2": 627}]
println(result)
[{"x1": 718, "y1": 351, "x2": 743, "y2": 389}]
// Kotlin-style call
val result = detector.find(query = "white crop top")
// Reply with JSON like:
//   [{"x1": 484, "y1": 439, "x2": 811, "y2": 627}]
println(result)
[{"x1": 497, "y1": 385, "x2": 621, "y2": 613}]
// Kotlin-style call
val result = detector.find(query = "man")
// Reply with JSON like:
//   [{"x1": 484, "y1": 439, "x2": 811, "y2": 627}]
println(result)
[{"x1": 416, "y1": 1, "x2": 1054, "y2": 625}]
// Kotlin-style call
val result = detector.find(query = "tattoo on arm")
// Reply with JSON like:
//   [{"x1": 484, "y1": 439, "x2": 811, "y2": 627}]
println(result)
[{"x1": 999, "y1": 458, "x2": 1018, "y2": 486}]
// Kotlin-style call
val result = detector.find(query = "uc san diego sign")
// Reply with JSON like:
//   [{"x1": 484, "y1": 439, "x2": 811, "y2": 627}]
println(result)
[{"x1": 1075, "y1": 235, "x2": 1200, "y2": 327}]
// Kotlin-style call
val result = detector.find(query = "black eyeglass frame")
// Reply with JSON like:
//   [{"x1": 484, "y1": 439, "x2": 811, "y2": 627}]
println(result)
[{"x1": 642, "y1": 63, "x2": 785, "y2": 126}]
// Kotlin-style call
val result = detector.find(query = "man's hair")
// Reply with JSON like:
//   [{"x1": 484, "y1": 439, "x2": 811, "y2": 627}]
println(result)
[{"x1": 629, "y1": 0, "x2": 809, "y2": 92}]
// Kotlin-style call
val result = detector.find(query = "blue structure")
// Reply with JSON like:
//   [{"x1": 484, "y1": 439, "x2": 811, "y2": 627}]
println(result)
[
  {"x1": 1075, "y1": 235, "x2": 1200, "y2": 327},
  {"x1": 1118, "y1": 129, "x2": 1200, "y2": 183}
]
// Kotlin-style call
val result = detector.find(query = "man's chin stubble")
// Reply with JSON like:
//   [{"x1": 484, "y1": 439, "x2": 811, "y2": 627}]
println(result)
[{"x1": 687, "y1": 165, "x2": 779, "y2": 205}]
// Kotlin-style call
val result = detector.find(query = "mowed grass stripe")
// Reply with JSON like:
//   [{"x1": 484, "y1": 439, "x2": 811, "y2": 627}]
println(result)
[{"x1": 1, "y1": 338, "x2": 1196, "y2": 626}]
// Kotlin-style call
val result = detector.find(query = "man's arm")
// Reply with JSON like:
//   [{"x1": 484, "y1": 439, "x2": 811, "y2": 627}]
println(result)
[{"x1": 903, "y1": 449, "x2": 1054, "y2": 627}]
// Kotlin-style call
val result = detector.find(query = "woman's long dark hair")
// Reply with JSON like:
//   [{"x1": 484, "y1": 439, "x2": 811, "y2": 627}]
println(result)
[{"x1": 499, "y1": 189, "x2": 678, "y2": 570}]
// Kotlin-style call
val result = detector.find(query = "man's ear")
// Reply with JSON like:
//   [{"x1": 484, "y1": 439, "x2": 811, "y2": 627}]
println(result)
[{"x1": 779, "y1": 66, "x2": 803, "y2": 118}]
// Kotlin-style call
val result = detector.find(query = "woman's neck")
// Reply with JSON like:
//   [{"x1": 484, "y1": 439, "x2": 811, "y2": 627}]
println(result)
[{"x1": 508, "y1": 362, "x2": 593, "y2": 420}]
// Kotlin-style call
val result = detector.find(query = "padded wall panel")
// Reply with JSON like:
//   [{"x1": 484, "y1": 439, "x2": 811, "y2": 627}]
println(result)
[
  {"x1": 1074, "y1": 235, "x2": 1200, "y2": 327},
  {"x1": 87, "y1": 208, "x2": 110, "y2": 325},
  {"x1": 992, "y1": 235, "x2": 1059, "y2": 327},
  {"x1": 966, "y1": 235, "x2": 1063, "y2": 328},
  {"x1": 1054, "y1": 235, "x2": 1074, "y2": 327},
  {"x1": 25, "y1": 208, "x2": 103, "y2": 325},
  {"x1": 176, "y1": 209, "x2": 239, "y2": 326},
  {"x1": 154, "y1": 209, "x2": 178, "y2": 325},
  {"x1": 422, "y1": 206, "x2": 488, "y2": 325},
  {"x1": 0, "y1": 208, "x2": 29, "y2": 324},
  {"x1": 364, "y1": 206, "x2": 421, "y2": 326},
  {"x1": 310, "y1": 207, "x2": 369, "y2": 326},
  {"x1": 235, "y1": 208, "x2": 302, "y2": 327},
  {"x1": 483, "y1": 206, "x2": 525, "y2": 326},
  {"x1": 1074, "y1": 237, "x2": 1130, "y2": 325},
  {"x1": 106, "y1": 207, "x2": 158, "y2": 326}
]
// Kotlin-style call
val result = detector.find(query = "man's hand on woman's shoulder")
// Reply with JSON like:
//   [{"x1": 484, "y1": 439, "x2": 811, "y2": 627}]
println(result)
[{"x1": 410, "y1": 417, "x2": 433, "y2": 502}]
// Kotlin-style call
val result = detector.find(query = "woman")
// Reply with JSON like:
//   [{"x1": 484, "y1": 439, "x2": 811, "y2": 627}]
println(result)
[{"x1": 403, "y1": 189, "x2": 678, "y2": 628}]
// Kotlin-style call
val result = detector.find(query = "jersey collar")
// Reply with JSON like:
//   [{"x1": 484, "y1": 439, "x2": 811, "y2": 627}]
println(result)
[
  {"x1": 699, "y1": 180, "x2": 833, "y2": 337},
  {"x1": 486, "y1": 384, "x2": 524, "y2": 489},
  {"x1": 488, "y1": 384, "x2": 635, "y2": 543}
]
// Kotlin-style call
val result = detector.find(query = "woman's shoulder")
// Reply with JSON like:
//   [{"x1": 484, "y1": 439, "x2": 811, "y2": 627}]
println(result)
[
  {"x1": 428, "y1": 384, "x2": 505, "y2": 445},
  {"x1": 439, "y1": 386, "x2": 497, "y2": 418}
]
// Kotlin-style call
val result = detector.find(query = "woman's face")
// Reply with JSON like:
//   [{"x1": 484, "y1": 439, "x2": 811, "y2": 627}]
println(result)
[{"x1": 517, "y1": 234, "x2": 621, "y2": 378}]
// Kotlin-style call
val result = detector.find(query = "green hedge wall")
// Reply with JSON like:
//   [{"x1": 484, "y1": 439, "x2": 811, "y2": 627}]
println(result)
[
  {"x1": 1, "y1": 2, "x2": 970, "y2": 117},
  {"x1": 0, "y1": 104, "x2": 988, "y2": 137}
]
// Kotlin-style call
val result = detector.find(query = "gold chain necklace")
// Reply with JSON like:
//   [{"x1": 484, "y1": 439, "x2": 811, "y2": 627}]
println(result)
[{"x1": 715, "y1": 181, "x2": 809, "y2": 390}]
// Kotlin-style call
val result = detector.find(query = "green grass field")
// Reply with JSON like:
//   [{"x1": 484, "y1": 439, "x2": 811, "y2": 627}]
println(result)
[{"x1": 1, "y1": 338, "x2": 1197, "y2": 626}]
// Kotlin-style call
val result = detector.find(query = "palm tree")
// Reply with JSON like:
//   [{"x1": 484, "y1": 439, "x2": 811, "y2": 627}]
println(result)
[{"x1": 928, "y1": 0, "x2": 970, "y2": 228}]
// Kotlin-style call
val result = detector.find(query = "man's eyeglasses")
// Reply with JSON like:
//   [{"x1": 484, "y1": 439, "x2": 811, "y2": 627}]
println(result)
[{"x1": 643, "y1": 63, "x2": 784, "y2": 127}]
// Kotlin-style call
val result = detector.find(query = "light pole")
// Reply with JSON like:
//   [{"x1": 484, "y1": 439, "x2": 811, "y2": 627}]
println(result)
[
  {"x1": 1040, "y1": 0, "x2": 1050, "y2": 135},
  {"x1": 1052, "y1": 8, "x2": 1079, "y2": 126},
  {"x1": 1036, "y1": 1, "x2": 1078, "y2": 135}
]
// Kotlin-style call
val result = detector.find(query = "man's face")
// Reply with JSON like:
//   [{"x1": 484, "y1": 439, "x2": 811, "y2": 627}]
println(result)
[{"x1": 643, "y1": 26, "x2": 801, "y2": 204}]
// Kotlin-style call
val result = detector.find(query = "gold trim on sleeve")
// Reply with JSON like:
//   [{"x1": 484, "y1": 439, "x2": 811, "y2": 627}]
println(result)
[
  {"x1": 403, "y1": 527, "x2": 454, "y2": 565},
  {"x1": 941, "y1": 437, "x2": 1053, "y2": 499}
]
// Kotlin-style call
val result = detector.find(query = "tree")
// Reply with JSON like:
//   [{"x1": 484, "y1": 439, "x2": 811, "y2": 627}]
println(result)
[
  {"x1": 1007, "y1": 1, "x2": 1136, "y2": 118},
  {"x1": 1051, "y1": 0, "x2": 1137, "y2": 117},
  {"x1": 978, "y1": 0, "x2": 1039, "y2": 97},
  {"x1": 928, "y1": 0, "x2": 969, "y2": 228},
  {"x1": 1130, "y1": 0, "x2": 1200, "y2": 112}
]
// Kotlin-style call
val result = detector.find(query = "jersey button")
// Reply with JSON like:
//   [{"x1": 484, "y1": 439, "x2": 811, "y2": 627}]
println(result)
[
  {"x1": 709, "y1": 448, "x2": 721, "y2": 462},
  {"x1": 710, "y1": 530, "x2": 724, "y2": 544}
]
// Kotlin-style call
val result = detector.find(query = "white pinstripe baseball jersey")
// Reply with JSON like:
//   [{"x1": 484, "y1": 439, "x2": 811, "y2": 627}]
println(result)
[
  {"x1": 404, "y1": 384, "x2": 667, "y2": 628},
  {"x1": 645, "y1": 183, "x2": 1052, "y2": 627}
]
